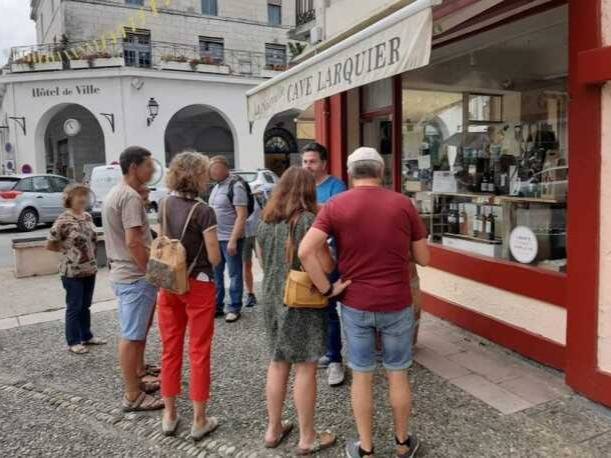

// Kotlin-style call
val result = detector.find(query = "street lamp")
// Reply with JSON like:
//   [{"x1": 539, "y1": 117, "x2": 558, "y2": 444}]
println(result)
[{"x1": 146, "y1": 98, "x2": 159, "y2": 127}]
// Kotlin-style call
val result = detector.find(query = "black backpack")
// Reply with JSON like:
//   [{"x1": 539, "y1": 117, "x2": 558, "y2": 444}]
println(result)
[{"x1": 226, "y1": 175, "x2": 255, "y2": 216}]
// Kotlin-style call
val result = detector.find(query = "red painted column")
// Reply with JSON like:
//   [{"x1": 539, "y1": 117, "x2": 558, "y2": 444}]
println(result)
[
  {"x1": 328, "y1": 93, "x2": 347, "y2": 181},
  {"x1": 565, "y1": 0, "x2": 611, "y2": 406},
  {"x1": 315, "y1": 95, "x2": 347, "y2": 181},
  {"x1": 314, "y1": 98, "x2": 330, "y2": 148}
]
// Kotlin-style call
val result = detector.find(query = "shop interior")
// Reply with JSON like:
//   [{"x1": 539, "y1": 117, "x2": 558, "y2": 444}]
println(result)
[{"x1": 357, "y1": 6, "x2": 568, "y2": 272}]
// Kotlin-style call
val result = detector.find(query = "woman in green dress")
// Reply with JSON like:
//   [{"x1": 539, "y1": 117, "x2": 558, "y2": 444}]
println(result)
[{"x1": 256, "y1": 166, "x2": 338, "y2": 455}]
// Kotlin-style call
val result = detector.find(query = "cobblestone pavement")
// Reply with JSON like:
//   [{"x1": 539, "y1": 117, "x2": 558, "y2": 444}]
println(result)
[{"x1": 2, "y1": 305, "x2": 611, "y2": 457}]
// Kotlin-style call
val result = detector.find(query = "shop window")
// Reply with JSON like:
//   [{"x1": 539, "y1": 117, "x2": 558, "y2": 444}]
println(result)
[
  {"x1": 265, "y1": 44, "x2": 287, "y2": 70},
  {"x1": 360, "y1": 80, "x2": 395, "y2": 189},
  {"x1": 123, "y1": 29, "x2": 151, "y2": 68},
  {"x1": 362, "y1": 79, "x2": 393, "y2": 113},
  {"x1": 199, "y1": 36, "x2": 224, "y2": 64},
  {"x1": 401, "y1": 17, "x2": 568, "y2": 273},
  {"x1": 268, "y1": 2, "x2": 282, "y2": 26},
  {"x1": 201, "y1": 0, "x2": 218, "y2": 16}
]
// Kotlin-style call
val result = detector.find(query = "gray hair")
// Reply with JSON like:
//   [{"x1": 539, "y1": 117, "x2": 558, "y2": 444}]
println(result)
[{"x1": 347, "y1": 160, "x2": 384, "y2": 180}]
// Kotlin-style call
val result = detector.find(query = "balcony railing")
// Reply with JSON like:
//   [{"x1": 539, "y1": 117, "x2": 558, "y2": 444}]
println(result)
[
  {"x1": 296, "y1": 0, "x2": 316, "y2": 26},
  {"x1": 6, "y1": 40, "x2": 290, "y2": 77}
]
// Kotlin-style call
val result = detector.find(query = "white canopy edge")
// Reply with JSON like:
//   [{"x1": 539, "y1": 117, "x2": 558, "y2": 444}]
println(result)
[{"x1": 246, "y1": 0, "x2": 442, "y2": 122}]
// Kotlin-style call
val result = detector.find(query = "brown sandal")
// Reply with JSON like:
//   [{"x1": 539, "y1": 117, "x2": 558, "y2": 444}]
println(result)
[
  {"x1": 264, "y1": 421, "x2": 294, "y2": 448},
  {"x1": 144, "y1": 363, "x2": 161, "y2": 377},
  {"x1": 122, "y1": 392, "x2": 164, "y2": 412},
  {"x1": 296, "y1": 431, "x2": 337, "y2": 456},
  {"x1": 140, "y1": 379, "x2": 160, "y2": 394}
]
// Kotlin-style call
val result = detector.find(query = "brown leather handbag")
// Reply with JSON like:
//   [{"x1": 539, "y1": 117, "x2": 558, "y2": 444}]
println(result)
[{"x1": 282, "y1": 215, "x2": 328, "y2": 309}]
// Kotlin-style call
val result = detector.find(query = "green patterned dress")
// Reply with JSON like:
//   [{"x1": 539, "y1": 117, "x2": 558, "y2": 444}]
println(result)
[{"x1": 256, "y1": 212, "x2": 328, "y2": 363}]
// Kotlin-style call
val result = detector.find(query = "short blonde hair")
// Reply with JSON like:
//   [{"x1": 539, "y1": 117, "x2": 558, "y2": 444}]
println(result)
[
  {"x1": 63, "y1": 183, "x2": 91, "y2": 209},
  {"x1": 166, "y1": 152, "x2": 210, "y2": 197}
]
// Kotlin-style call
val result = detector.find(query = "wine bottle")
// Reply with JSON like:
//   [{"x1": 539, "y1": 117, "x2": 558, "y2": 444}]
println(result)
[
  {"x1": 480, "y1": 173, "x2": 488, "y2": 193},
  {"x1": 487, "y1": 208, "x2": 496, "y2": 241},
  {"x1": 473, "y1": 206, "x2": 481, "y2": 237},
  {"x1": 459, "y1": 204, "x2": 468, "y2": 235},
  {"x1": 488, "y1": 170, "x2": 496, "y2": 193}
]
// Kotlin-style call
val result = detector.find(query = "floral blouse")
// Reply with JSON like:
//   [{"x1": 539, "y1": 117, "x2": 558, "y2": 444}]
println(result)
[{"x1": 48, "y1": 211, "x2": 98, "y2": 278}]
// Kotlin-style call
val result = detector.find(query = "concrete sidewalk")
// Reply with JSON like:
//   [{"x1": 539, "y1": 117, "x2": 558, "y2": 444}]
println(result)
[
  {"x1": 0, "y1": 260, "x2": 263, "y2": 321},
  {"x1": 1, "y1": 294, "x2": 611, "y2": 456},
  {"x1": 0, "y1": 267, "x2": 115, "y2": 320}
]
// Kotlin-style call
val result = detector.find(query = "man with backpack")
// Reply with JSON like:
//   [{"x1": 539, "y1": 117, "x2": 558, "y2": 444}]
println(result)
[{"x1": 208, "y1": 156, "x2": 252, "y2": 322}]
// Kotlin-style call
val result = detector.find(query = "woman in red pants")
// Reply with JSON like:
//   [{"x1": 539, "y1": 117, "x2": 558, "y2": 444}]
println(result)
[{"x1": 157, "y1": 152, "x2": 221, "y2": 440}]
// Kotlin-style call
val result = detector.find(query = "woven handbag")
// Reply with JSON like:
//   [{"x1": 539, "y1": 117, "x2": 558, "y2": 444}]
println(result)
[
  {"x1": 146, "y1": 198, "x2": 203, "y2": 295},
  {"x1": 282, "y1": 214, "x2": 328, "y2": 309}
]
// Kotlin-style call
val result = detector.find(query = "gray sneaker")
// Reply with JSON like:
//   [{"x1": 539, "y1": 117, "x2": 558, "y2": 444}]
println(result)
[
  {"x1": 328, "y1": 362, "x2": 345, "y2": 386},
  {"x1": 345, "y1": 440, "x2": 374, "y2": 457}
]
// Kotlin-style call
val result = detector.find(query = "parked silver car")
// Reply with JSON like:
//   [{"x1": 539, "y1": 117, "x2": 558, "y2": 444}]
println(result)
[{"x1": 0, "y1": 174, "x2": 71, "y2": 231}]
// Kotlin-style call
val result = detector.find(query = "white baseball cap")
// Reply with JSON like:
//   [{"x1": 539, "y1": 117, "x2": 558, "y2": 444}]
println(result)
[{"x1": 347, "y1": 147, "x2": 385, "y2": 167}]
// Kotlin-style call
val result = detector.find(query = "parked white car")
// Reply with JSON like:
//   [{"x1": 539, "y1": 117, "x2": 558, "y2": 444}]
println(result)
[
  {"x1": 232, "y1": 168, "x2": 279, "y2": 193},
  {"x1": 89, "y1": 164, "x2": 169, "y2": 226}
]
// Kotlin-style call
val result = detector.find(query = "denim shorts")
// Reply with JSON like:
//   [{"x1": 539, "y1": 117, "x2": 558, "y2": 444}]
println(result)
[
  {"x1": 341, "y1": 303, "x2": 415, "y2": 372},
  {"x1": 112, "y1": 279, "x2": 158, "y2": 341}
]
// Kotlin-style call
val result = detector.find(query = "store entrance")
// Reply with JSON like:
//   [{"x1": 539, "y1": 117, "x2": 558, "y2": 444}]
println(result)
[{"x1": 362, "y1": 115, "x2": 394, "y2": 188}]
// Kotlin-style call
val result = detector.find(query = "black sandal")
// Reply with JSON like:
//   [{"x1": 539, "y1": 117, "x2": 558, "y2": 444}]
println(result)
[{"x1": 396, "y1": 435, "x2": 420, "y2": 458}]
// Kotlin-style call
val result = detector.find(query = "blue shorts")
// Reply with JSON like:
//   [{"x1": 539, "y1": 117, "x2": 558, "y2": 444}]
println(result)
[
  {"x1": 112, "y1": 279, "x2": 158, "y2": 341},
  {"x1": 341, "y1": 303, "x2": 414, "y2": 372}
]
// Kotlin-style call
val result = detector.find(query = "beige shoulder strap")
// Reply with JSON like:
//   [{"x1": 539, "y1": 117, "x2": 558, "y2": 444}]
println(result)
[{"x1": 180, "y1": 201, "x2": 203, "y2": 242}]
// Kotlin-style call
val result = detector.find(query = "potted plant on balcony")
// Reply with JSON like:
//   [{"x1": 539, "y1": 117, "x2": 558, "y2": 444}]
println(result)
[
  {"x1": 11, "y1": 55, "x2": 35, "y2": 73},
  {"x1": 262, "y1": 63, "x2": 288, "y2": 77},
  {"x1": 12, "y1": 52, "x2": 63, "y2": 72},
  {"x1": 69, "y1": 50, "x2": 90, "y2": 70},
  {"x1": 84, "y1": 51, "x2": 124, "y2": 68},
  {"x1": 190, "y1": 56, "x2": 230, "y2": 75},
  {"x1": 161, "y1": 54, "x2": 191, "y2": 71}
]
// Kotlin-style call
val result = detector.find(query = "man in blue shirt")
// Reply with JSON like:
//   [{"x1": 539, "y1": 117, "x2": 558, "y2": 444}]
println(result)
[{"x1": 302, "y1": 142, "x2": 347, "y2": 387}]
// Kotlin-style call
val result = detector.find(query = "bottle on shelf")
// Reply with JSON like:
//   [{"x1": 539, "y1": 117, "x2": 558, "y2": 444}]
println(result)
[
  {"x1": 487, "y1": 208, "x2": 496, "y2": 241},
  {"x1": 448, "y1": 203, "x2": 461, "y2": 234},
  {"x1": 473, "y1": 205, "x2": 481, "y2": 238},
  {"x1": 488, "y1": 170, "x2": 496, "y2": 194},
  {"x1": 459, "y1": 204, "x2": 469, "y2": 236},
  {"x1": 480, "y1": 172, "x2": 488, "y2": 193}
]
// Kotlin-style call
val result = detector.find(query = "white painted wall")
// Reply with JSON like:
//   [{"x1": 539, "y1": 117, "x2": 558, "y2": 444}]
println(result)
[
  {"x1": 34, "y1": 0, "x2": 294, "y2": 51},
  {"x1": 324, "y1": 0, "x2": 403, "y2": 39},
  {"x1": 419, "y1": 267, "x2": 567, "y2": 345},
  {"x1": 598, "y1": 0, "x2": 611, "y2": 372},
  {"x1": 0, "y1": 68, "x2": 267, "y2": 176}
]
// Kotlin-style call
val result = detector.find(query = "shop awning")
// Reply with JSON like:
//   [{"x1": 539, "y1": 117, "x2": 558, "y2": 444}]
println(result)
[{"x1": 246, "y1": 0, "x2": 441, "y2": 122}]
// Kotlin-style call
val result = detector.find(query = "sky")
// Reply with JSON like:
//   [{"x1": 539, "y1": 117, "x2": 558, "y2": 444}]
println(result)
[{"x1": 0, "y1": 0, "x2": 37, "y2": 65}]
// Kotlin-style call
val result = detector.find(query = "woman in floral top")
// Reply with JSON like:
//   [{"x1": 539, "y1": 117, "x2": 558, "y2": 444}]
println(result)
[{"x1": 47, "y1": 183, "x2": 106, "y2": 354}]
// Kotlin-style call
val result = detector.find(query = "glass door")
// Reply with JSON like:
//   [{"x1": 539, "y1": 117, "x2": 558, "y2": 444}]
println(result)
[{"x1": 362, "y1": 114, "x2": 394, "y2": 188}]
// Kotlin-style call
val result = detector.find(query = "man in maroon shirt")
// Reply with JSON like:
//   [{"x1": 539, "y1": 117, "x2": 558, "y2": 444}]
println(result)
[{"x1": 299, "y1": 147, "x2": 430, "y2": 458}]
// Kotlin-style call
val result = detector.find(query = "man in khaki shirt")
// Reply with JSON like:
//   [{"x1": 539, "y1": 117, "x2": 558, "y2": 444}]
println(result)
[{"x1": 102, "y1": 146, "x2": 162, "y2": 412}]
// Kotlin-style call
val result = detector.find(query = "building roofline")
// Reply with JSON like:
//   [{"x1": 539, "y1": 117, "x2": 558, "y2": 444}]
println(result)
[{"x1": 0, "y1": 66, "x2": 270, "y2": 87}]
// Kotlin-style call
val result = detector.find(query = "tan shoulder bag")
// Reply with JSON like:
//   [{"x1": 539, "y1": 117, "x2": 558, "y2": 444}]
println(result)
[
  {"x1": 282, "y1": 214, "x2": 328, "y2": 309},
  {"x1": 146, "y1": 198, "x2": 203, "y2": 295}
]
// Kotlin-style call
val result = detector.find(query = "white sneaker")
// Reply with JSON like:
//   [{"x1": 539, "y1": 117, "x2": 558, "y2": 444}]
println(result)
[
  {"x1": 328, "y1": 362, "x2": 345, "y2": 387},
  {"x1": 225, "y1": 312, "x2": 240, "y2": 323}
]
